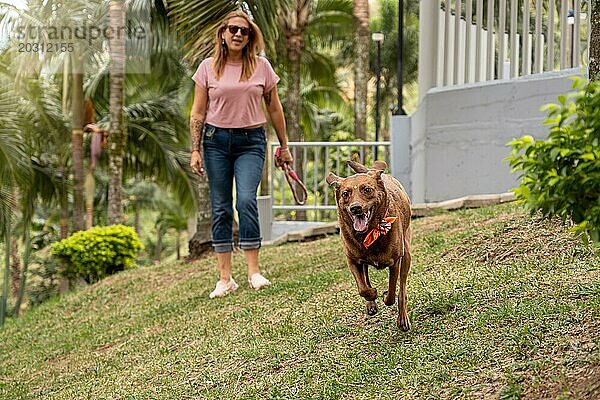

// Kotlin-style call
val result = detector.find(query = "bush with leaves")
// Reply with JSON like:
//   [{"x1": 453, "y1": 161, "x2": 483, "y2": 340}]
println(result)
[
  {"x1": 506, "y1": 77, "x2": 600, "y2": 241},
  {"x1": 27, "y1": 255, "x2": 61, "y2": 306},
  {"x1": 51, "y1": 225, "x2": 143, "y2": 283}
]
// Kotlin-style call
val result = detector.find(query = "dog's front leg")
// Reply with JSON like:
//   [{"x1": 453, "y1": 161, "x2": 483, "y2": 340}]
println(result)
[
  {"x1": 383, "y1": 261, "x2": 399, "y2": 307},
  {"x1": 397, "y1": 238, "x2": 411, "y2": 331},
  {"x1": 348, "y1": 260, "x2": 378, "y2": 315}
]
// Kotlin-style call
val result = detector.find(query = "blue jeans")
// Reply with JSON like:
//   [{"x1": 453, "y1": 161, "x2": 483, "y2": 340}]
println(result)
[{"x1": 202, "y1": 123, "x2": 266, "y2": 253}]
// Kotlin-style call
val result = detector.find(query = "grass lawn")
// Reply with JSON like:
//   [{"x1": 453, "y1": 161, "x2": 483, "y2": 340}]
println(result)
[{"x1": 0, "y1": 203, "x2": 599, "y2": 399}]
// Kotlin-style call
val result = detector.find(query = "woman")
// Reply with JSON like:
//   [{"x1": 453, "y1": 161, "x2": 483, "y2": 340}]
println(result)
[{"x1": 189, "y1": 11, "x2": 293, "y2": 298}]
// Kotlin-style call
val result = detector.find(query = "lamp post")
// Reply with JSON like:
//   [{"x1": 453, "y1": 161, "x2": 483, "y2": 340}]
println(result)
[
  {"x1": 395, "y1": 0, "x2": 406, "y2": 115},
  {"x1": 372, "y1": 31, "x2": 384, "y2": 159}
]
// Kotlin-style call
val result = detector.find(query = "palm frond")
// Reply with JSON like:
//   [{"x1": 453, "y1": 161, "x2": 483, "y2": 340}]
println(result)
[{"x1": 167, "y1": 0, "x2": 283, "y2": 63}]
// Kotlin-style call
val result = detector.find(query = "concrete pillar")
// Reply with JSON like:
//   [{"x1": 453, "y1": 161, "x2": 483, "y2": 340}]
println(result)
[
  {"x1": 418, "y1": 0, "x2": 440, "y2": 103},
  {"x1": 257, "y1": 195, "x2": 272, "y2": 242},
  {"x1": 390, "y1": 114, "x2": 412, "y2": 199}
]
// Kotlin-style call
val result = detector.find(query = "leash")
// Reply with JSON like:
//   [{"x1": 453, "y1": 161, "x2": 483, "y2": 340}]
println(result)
[{"x1": 274, "y1": 147, "x2": 308, "y2": 205}]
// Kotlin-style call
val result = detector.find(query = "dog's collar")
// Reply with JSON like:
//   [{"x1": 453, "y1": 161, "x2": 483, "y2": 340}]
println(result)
[{"x1": 363, "y1": 216, "x2": 397, "y2": 248}]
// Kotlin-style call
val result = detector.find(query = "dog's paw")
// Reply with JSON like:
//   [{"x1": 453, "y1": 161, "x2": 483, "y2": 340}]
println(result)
[
  {"x1": 397, "y1": 313, "x2": 411, "y2": 331},
  {"x1": 366, "y1": 301, "x2": 378, "y2": 316},
  {"x1": 382, "y1": 291, "x2": 395, "y2": 306}
]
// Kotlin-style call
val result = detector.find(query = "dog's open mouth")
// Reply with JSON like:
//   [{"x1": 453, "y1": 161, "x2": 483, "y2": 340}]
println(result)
[{"x1": 351, "y1": 208, "x2": 372, "y2": 232}]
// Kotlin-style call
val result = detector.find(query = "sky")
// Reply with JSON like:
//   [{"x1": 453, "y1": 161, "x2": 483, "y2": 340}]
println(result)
[{"x1": 4, "y1": 0, "x2": 26, "y2": 9}]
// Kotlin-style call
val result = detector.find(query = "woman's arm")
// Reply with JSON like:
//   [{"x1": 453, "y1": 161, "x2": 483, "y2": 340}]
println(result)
[
  {"x1": 190, "y1": 84, "x2": 208, "y2": 176},
  {"x1": 264, "y1": 86, "x2": 293, "y2": 164}
]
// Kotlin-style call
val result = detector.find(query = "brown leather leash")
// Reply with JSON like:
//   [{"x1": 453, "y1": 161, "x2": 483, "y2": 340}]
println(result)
[{"x1": 274, "y1": 147, "x2": 308, "y2": 205}]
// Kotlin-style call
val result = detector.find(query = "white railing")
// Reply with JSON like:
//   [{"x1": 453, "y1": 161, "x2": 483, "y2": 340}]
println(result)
[
  {"x1": 268, "y1": 141, "x2": 391, "y2": 220},
  {"x1": 419, "y1": 0, "x2": 591, "y2": 97}
]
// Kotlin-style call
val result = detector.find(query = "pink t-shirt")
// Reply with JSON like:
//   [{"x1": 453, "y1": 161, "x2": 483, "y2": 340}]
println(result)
[{"x1": 192, "y1": 56, "x2": 280, "y2": 128}]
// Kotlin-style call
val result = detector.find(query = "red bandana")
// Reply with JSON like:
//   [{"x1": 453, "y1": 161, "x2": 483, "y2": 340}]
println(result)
[{"x1": 363, "y1": 217, "x2": 397, "y2": 248}]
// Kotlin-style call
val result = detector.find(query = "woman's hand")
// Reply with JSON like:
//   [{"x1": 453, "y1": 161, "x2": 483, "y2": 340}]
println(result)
[
  {"x1": 278, "y1": 146, "x2": 293, "y2": 168},
  {"x1": 190, "y1": 150, "x2": 204, "y2": 176}
]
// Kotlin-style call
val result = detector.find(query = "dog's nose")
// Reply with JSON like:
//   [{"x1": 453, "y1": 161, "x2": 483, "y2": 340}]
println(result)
[{"x1": 350, "y1": 203, "x2": 363, "y2": 215}]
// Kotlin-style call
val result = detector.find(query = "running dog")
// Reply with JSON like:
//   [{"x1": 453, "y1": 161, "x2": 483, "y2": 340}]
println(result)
[{"x1": 326, "y1": 160, "x2": 412, "y2": 330}]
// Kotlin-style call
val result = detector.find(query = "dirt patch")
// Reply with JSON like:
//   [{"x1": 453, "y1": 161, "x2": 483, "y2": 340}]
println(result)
[
  {"x1": 524, "y1": 363, "x2": 600, "y2": 399},
  {"x1": 440, "y1": 213, "x2": 596, "y2": 265},
  {"x1": 413, "y1": 212, "x2": 459, "y2": 236}
]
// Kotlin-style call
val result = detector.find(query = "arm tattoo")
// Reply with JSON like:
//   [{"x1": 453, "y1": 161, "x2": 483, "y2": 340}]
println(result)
[
  {"x1": 190, "y1": 115, "x2": 204, "y2": 151},
  {"x1": 264, "y1": 90, "x2": 272, "y2": 107}
]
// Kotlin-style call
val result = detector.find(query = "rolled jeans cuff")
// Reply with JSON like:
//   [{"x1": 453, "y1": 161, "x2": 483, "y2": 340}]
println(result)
[
  {"x1": 238, "y1": 239, "x2": 262, "y2": 251},
  {"x1": 213, "y1": 242, "x2": 234, "y2": 253}
]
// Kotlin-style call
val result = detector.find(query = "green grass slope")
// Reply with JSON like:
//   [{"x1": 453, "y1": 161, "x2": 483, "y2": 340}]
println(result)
[{"x1": 1, "y1": 203, "x2": 599, "y2": 399}]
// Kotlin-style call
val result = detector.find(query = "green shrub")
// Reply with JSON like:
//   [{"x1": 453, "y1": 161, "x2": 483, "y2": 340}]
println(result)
[
  {"x1": 51, "y1": 225, "x2": 143, "y2": 283},
  {"x1": 505, "y1": 77, "x2": 600, "y2": 241},
  {"x1": 27, "y1": 254, "x2": 61, "y2": 306}
]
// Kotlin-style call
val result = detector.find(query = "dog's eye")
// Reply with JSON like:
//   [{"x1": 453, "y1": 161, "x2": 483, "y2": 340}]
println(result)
[
  {"x1": 363, "y1": 187, "x2": 373, "y2": 194},
  {"x1": 341, "y1": 190, "x2": 350, "y2": 199}
]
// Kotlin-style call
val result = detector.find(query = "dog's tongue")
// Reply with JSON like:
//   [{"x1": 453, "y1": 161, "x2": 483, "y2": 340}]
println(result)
[{"x1": 353, "y1": 214, "x2": 368, "y2": 231}]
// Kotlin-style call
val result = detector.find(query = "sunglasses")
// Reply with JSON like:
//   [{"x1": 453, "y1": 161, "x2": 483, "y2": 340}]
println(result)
[{"x1": 227, "y1": 25, "x2": 250, "y2": 36}]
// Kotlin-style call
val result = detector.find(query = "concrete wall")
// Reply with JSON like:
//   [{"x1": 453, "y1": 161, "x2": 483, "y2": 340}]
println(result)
[{"x1": 396, "y1": 68, "x2": 581, "y2": 203}]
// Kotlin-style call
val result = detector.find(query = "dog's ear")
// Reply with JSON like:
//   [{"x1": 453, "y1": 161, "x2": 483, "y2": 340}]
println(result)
[
  {"x1": 348, "y1": 160, "x2": 368, "y2": 173},
  {"x1": 367, "y1": 169, "x2": 384, "y2": 181},
  {"x1": 372, "y1": 160, "x2": 387, "y2": 171},
  {"x1": 326, "y1": 172, "x2": 342, "y2": 189}
]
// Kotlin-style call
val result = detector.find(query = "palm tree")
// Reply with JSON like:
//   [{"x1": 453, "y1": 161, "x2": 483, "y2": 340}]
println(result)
[
  {"x1": 352, "y1": 0, "x2": 369, "y2": 140},
  {"x1": 167, "y1": 0, "x2": 282, "y2": 62},
  {"x1": 155, "y1": 197, "x2": 189, "y2": 261},
  {"x1": 277, "y1": 0, "x2": 353, "y2": 141},
  {"x1": 74, "y1": 0, "x2": 197, "y2": 228},
  {"x1": 3, "y1": 64, "x2": 82, "y2": 304},
  {"x1": 107, "y1": 0, "x2": 127, "y2": 225},
  {"x1": 0, "y1": 65, "x2": 31, "y2": 327},
  {"x1": 278, "y1": 0, "x2": 353, "y2": 219},
  {"x1": 9, "y1": 69, "x2": 77, "y2": 306},
  {"x1": 279, "y1": 0, "x2": 312, "y2": 142},
  {"x1": 1, "y1": 0, "x2": 110, "y2": 234}
]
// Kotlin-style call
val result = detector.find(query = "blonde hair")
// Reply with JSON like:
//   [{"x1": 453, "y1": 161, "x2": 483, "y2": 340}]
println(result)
[{"x1": 212, "y1": 11, "x2": 265, "y2": 81}]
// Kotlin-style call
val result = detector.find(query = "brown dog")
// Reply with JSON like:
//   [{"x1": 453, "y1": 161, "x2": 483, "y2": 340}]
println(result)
[{"x1": 326, "y1": 160, "x2": 412, "y2": 331}]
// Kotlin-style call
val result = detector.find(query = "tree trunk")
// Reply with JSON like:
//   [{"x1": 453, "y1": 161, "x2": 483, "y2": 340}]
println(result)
[
  {"x1": 71, "y1": 66, "x2": 86, "y2": 232},
  {"x1": 59, "y1": 166, "x2": 69, "y2": 240},
  {"x1": 84, "y1": 170, "x2": 95, "y2": 229},
  {"x1": 176, "y1": 231, "x2": 181, "y2": 260},
  {"x1": 281, "y1": 0, "x2": 310, "y2": 143},
  {"x1": 591, "y1": 0, "x2": 600, "y2": 81},
  {"x1": 134, "y1": 206, "x2": 141, "y2": 235},
  {"x1": 155, "y1": 229, "x2": 163, "y2": 263},
  {"x1": 9, "y1": 187, "x2": 19, "y2": 302},
  {"x1": 287, "y1": 43, "x2": 302, "y2": 143},
  {"x1": 10, "y1": 239, "x2": 19, "y2": 301},
  {"x1": 283, "y1": 1, "x2": 310, "y2": 220},
  {"x1": 58, "y1": 170, "x2": 69, "y2": 293},
  {"x1": 108, "y1": 0, "x2": 127, "y2": 225},
  {"x1": 1, "y1": 223, "x2": 10, "y2": 328},
  {"x1": 288, "y1": 52, "x2": 306, "y2": 220},
  {"x1": 188, "y1": 179, "x2": 212, "y2": 260},
  {"x1": 353, "y1": 0, "x2": 369, "y2": 140},
  {"x1": 13, "y1": 227, "x2": 31, "y2": 317},
  {"x1": 0, "y1": 188, "x2": 14, "y2": 327}
]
